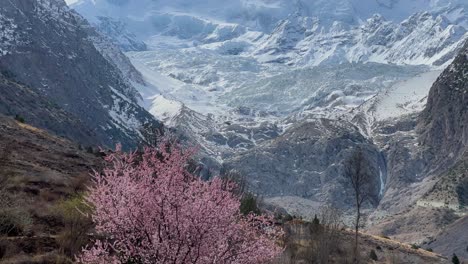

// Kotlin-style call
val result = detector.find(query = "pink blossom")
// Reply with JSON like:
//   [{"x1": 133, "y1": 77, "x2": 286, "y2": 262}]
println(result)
[{"x1": 78, "y1": 140, "x2": 283, "y2": 264}]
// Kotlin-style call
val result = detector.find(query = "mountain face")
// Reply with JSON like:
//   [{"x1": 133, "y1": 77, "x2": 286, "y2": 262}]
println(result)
[
  {"x1": 0, "y1": 0, "x2": 162, "y2": 148},
  {"x1": 223, "y1": 119, "x2": 384, "y2": 214},
  {"x1": 361, "y1": 41, "x2": 468, "y2": 246},
  {"x1": 419, "y1": 40, "x2": 468, "y2": 170},
  {"x1": 69, "y1": 0, "x2": 467, "y2": 214}
]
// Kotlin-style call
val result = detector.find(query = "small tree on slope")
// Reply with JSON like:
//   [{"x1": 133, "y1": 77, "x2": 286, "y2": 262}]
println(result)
[
  {"x1": 78, "y1": 141, "x2": 283, "y2": 264},
  {"x1": 344, "y1": 148, "x2": 373, "y2": 263}
]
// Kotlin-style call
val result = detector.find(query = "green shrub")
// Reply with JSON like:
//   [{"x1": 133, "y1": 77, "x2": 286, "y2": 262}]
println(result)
[
  {"x1": 312, "y1": 215, "x2": 320, "y2": 225},
  {"x1": 14, "y1": 115, "x2": 25, "y2": 123},
  {"x1": 411, "y1": 244, "x2": 420, "y2": 250},
  {"x1": 85, "y1": 146, "x2": 94, "y2": 154},
  {"x1": 239, "y1": 193, "x2": 260, "y2": 216},
  {"x1": 283, "y1": 214, "x2": 293, "y2": 222},
  {"x1": 426, "y1": 248, "x2": 433, "y2": 252},
  {"x1": 452, "y1": 254, "x2": 460, "y2": 264},
  {"x1": 53, "y1": 194, "x2": 93, "y2": 257},
  {"x1": 369, "y1": 249, "x2": 378, "y2": 261}
]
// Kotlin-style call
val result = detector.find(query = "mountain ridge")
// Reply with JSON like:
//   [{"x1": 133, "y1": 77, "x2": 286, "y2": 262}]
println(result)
[{"x1": 0, "y1": 0, "x2": 163, "y2": 149}]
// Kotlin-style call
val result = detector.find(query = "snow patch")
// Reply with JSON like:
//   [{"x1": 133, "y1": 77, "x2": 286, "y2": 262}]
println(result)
[
  {"x1": 371, "y1": 71, "x2": 442, "y2": 121},
  {"x1": 148, "y1": 95, "x2": 183, "y2": 126}
]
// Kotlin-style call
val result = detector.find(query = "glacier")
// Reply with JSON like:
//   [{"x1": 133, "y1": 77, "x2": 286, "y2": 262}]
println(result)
[{"x1": 68, "y1": 0, "x2": 468, "y2": 220}]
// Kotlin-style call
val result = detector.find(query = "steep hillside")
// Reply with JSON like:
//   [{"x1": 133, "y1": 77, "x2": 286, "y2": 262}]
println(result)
[
  {"x1": 427, "y1": 215, "x2": 468, "y2": 260},
  {"x1": 0, "y1": 114, "x2": 101, "y2": 262},
  {"x1": 0, "y1": 0, "x2": 162, "y2": 148},
  {"x1": 0, "y1": 73, "x2": 97, "y2": 146}
]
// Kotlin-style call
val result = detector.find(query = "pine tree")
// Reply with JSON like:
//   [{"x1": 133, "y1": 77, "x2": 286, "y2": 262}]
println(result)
[
  {"x1": 312, "y1": 214, "x2": 320, "y2": 225},
  {"x1": 452, "y1": 254, "x2": 460, "y2": 264}
]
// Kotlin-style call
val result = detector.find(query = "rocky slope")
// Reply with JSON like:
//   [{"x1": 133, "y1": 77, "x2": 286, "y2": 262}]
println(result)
[
  {"x1": 427, "y1": 215, "x2": 468, "y2": 260},
  {"x1": 0, "y1": 0, "x2": 162, "y2": 148},
  {"x1": 223, "y1": 119, "x2": 384, "y2": 215},
  {"x1": 0, "y1": 72, "x2": 97, "y2": 146}
]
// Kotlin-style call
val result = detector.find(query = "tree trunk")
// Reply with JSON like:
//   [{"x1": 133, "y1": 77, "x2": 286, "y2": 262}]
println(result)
[{"x1": 354, "y1": 204, "x2": 360, "y2": 263}]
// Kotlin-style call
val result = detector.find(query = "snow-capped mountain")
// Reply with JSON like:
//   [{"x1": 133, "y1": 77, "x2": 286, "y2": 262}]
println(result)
[
  {"x1": 0, "y1": 0, "x2": 163, "y2": 148},
  {"x1": 72, "y1": 0, "x2": 468, "y2": 33},
  {"x1": 69, "y1": 0, "x2": 468, "y2": 170},
  {"x1": 253, "y1": 12, "x2": 467, "y2": 66}
]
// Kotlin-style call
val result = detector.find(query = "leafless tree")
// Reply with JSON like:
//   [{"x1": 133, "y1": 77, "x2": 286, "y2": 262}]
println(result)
[{"x1": 344, "y1": 148, "x2": 373, "y2": 263}]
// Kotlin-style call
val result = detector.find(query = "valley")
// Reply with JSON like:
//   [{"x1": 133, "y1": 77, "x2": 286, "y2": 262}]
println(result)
[{"x1": 0, "y1": 0, "x2": 466, "y2": 262}]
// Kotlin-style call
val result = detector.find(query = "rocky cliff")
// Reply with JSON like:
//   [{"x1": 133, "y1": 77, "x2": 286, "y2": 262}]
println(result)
[{"x1": 419, "y1": 40, "x2": 468, "y2": 171}]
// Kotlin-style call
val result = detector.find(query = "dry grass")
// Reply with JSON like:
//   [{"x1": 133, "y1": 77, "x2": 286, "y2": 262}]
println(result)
[
  {"x1": 0, "y1": 116, "x2": 102, "y2": 263},
  {"x1": 275, "y1": 221, "x2": 448, "y2": 264}
]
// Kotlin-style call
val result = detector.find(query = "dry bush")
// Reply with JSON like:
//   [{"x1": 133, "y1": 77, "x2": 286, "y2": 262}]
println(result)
[
  {"x1": 32, "y1": 252, "x2": 72, "y2": 264},
  {"x1": 39, "y1": 189, "x2": 61, "y2": 203},
  {"x1": 385, "y1": 251, "x2": 403, "y2": 264},
  {"x1": 69, "y1": 173, "x2": 90, "y2": 194},
  {"x1": 0, "y1": 207, "x2": 33, "y2": 237},
  {"x1": 316, "y1": 206, "x2": 344, "y2": 262},
  {"x1": 0, "y1": 191, "x2": 33, "y2": 237},
  {"x1": 0, "y1": 252, "x2": 72, "y2": 264}
]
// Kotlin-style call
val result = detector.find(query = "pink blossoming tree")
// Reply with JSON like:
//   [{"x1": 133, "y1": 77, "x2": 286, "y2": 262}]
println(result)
[{"x1": 79, "y1": 140, "x2": 283, "y2": 264}]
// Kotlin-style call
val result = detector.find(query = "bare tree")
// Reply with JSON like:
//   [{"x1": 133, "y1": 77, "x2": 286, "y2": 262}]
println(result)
[{"x1": 344, "y1": 148, "x2": 373, "y2": 263}]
